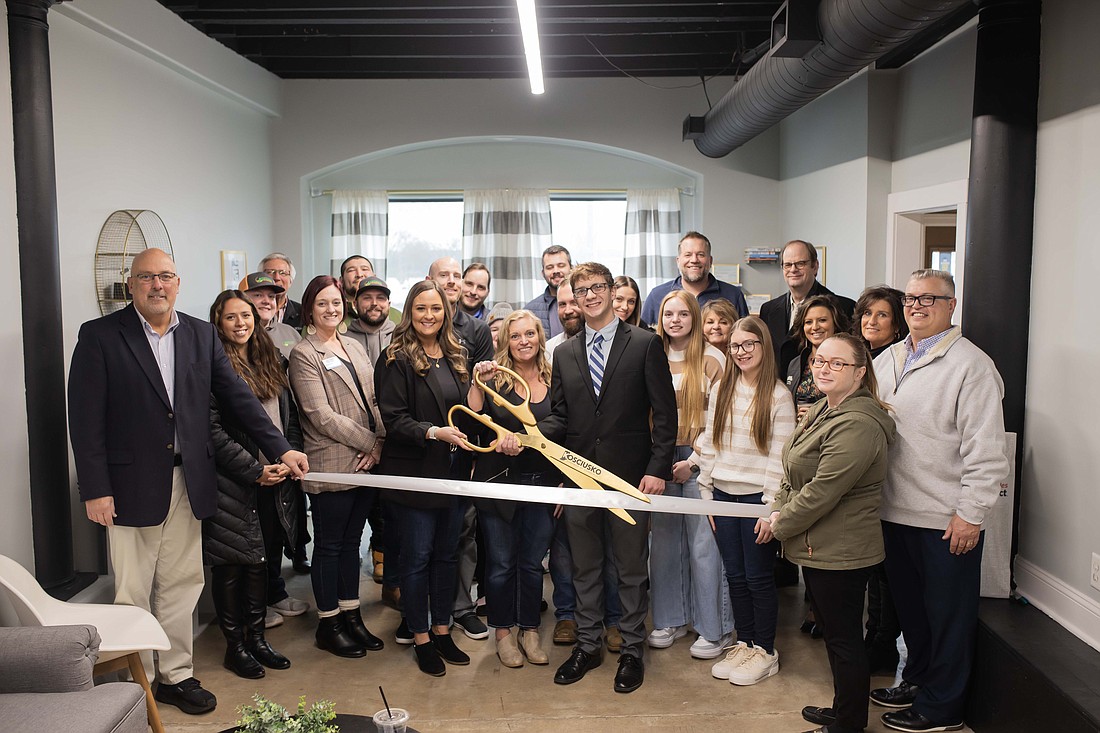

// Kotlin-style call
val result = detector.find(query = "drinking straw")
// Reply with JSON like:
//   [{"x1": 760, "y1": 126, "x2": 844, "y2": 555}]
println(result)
[{"x1": 379, "y1": 685, "x2": 393, "y2": 720}]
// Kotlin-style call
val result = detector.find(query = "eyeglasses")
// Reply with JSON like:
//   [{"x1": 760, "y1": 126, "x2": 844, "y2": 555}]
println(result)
[
  {"x1": 903, "y1": 294, "x2": 953, "y2": 307},
  {"x1": 132, "y1": 272, "x2": 177, "y2": 284},
  {"x1": 729, "y1": 339, "x2": 761, "y2": 354},
  {"x1": 781, "y1": 260, "x2": 810, "y2": 271},
  {"x1": 810, "y1": 357, "x2": 856, "y2": 371},
  {"x1": 263, "y1": 268, "x2": 292, "y2": 278},
  {"x1": 573, "y1": 282, "x2": 610, "y2": 298}
]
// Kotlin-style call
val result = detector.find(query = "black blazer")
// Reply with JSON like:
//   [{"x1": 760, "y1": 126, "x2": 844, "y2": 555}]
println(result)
[
  {"x1": 374, "y1": 352, "x2": 472, "y2": 508},
  {"x1": 68, "y1": 305, "x2": 293, "y2": 527},
  {"x1": 282, "y1": 299, "x2": 303, "y2": 329},
  {"x1": 538, "y1": 320, "x2": 677, "y2": 486},
  {"x1": 759, "y1": 281, "x2": 856, "y2": 371},
  {"x1": 453, "y1": 309, "x2": 493, "y2": 371}
]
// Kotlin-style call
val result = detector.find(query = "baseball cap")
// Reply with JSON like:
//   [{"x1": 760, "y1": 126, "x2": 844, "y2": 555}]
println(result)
[
  {"x1": 239, "y1": 272, "x2": 284, "y2": 293},
  {"x1": 355, "y1": 276, "x2": 391, "y2": 298}
]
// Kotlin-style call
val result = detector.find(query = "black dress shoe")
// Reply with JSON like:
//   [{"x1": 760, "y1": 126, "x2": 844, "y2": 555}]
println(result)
[
  {"x1": 882, "y1": 707, "x2": 963, "y2": 732},
  {"x1": 247, "y1": 638, "x2": 291, "y2": 670},
  {"x1": 871, "y1": 679, "x2": 920, "y2": 708},
  {"x1": 155, "y1": 677, "x2": 217, "y2": 715},
  {"x1": 613, "y1": 654, "x2": 644, "y2": 693},
  {"x1": 431, "y1": 631, "x2": 471, "y2": 665},
  {"x1": 342, "y1": 608, "x2": 384, "y2": 651},
  {"x1": 414, "y1": 641, "x2": 446, "y2": 677},
  {"x1": 223, "y1": 645, "x2": 265, "y2": 679},
  {"x1": 554, "y1": 648, "x2": 601, "y2": 685},
  {"x1": 315, "y1": 616, "x2": 366, "y2": 658},
  {"x1": 801, "y1": 705, "x2": 837, "y2": 726}
]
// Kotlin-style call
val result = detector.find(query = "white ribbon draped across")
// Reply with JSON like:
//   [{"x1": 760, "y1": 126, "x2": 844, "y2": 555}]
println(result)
[{"x1": 304, "y1": 472, "x2": 770, "y2": 519}]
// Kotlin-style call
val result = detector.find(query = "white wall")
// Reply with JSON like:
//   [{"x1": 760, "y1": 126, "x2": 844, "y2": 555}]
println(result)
[
  {"x1": 1015, "y1": 0, "x2": 1100, "y2": 650},
  {"x1": 0, "y1": 8, "x2": 34, "y2": 570},
  {"x1": 269, "y1": 77, "x2": 783, "y2": 298}
]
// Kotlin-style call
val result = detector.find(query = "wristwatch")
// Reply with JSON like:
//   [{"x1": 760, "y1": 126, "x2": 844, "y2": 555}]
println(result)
[{"x1": 427, "y1": 426, "x2": 439, "y2": 441}]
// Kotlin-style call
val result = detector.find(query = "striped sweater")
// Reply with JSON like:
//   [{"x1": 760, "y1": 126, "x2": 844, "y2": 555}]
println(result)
[
  {"x1": 668, "y1": 344, "x2": 725, "y2": 448},
  {"x1": 694, "y1": 377, "x2": 796, "y2": 503}
]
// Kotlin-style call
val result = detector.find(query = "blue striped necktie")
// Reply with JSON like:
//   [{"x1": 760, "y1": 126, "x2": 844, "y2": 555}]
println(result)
[{"x1": 590, "y1": 333, "x2": 605, "y2": 398}]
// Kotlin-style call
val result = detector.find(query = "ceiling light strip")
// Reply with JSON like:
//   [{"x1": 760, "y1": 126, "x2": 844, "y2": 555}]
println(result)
[{"x1": 516, "y1": 0, "x2": 545, "y2": 94}]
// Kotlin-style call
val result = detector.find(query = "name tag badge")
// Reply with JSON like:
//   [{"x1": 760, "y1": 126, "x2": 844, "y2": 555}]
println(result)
[{"x1": 322, "y1": 356, "x2": 342, "y2": 371}]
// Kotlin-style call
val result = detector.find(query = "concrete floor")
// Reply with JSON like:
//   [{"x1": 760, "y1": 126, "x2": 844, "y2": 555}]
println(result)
[{"x1": 159, "y1": 563, "x2": 972, "y2": 733}]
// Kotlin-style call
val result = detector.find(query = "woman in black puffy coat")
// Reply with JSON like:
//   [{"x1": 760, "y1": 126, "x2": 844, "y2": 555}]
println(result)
[{"x1": 204, "y1": 290, "x2": 303, "y2": 679}]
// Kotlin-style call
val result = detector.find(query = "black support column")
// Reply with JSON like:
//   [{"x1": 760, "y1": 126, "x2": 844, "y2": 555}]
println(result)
[
  {"x1": 962, "y1": 0, "x2": 1041, "y2": 556},
  {"x1": 7, "y1": 0, "x2": 74, "y2": 590}
]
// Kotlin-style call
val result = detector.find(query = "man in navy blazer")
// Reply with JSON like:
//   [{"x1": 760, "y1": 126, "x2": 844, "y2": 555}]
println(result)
[
  {"x1": 68, "y1": 248, "x2": 308, "y2": 715},
  {"x1": 538, "y1": 261, "x2": 677, "y2": 694}
]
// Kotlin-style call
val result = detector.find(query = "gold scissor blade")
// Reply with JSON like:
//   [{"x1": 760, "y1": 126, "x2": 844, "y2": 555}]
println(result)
[
  {"x1": 554, "y1": 462, "x2": 636, "y2": 525},
  {"x1": 525, "y1": 435, "x2": 652, "y2": 504}
]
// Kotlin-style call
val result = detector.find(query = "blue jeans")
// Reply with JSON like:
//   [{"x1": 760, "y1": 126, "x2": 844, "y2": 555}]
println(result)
[
  {"x1": 480, "y1": 496, "x2": 555, "y2": 630},
  {"x1": 397, "y1": 503, "x2": 464, "y2": 634},
  {"x1": 712, "y1": 490, "x2": 778, "y2": 653},
  {"x1": 650, "y1": 445, "x2": 734, "y2": 641},
  {"x1": 310, "y1": 487, "x2": 375, "y2": 613},
  {"x1": 550, "y1": 516, "x2": 621, "y2": 627}
]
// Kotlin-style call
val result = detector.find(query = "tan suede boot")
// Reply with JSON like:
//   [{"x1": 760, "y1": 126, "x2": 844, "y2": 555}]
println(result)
[
  {"x1": 497, "y1": 631, "x2": 524, "y2": 668},
  {"x1": 519, "y1": 629, "x2": 548, "y2": 665}
]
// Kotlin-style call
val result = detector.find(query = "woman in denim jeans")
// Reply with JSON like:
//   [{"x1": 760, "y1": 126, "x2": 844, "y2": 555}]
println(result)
[
  {"x1": 694, "y1": 316, "x2": 796, "y2": 685},
  {"x1": 467, "y1": 310, "x2": 561, "y2": 668}
]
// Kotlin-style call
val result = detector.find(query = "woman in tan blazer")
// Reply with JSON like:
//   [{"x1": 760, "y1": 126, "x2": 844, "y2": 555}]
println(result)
[{"x1": 288, "y1": 275, "x2": 385, "y2": 660}]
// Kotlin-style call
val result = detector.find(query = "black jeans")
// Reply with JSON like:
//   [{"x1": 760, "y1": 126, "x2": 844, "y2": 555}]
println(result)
[
  {"x1": 803, "y1": 565, "x2": 873, "y2": 733},
  {"x1": 309, "y1": 487, "x2": 375, "y2": 612},
  {"x1": 398, "y1": 502, "x2": 464, "y2": 634},
  {"x1": 256, "y1": 486, "x2": 288, "y2": 604}
]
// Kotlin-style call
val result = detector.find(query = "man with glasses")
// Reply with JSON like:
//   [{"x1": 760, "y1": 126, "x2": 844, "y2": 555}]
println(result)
[
  {"x1": 258, "y1": 253, "x2": 302, "y2": 328},
  {"x1": 870, "y1": 269, "x2": 1008, "y2": 733},
  {"x1": 759, "y1": 239, "x2": 855, "y2": 366},
  {"x1": 68, "y1": 248, "x2": 309, "y2": 715},
  {"x1": 538, "y1": 262, "x2": 677, "y2": 694},
  {"x1": 640, "y1": 231, "x2": 749, "y2": 328}
]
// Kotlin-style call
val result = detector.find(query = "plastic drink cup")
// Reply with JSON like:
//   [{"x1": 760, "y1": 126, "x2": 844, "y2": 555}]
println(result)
[{"x1": 373, "y1": 707, "x2": 409, "y2": 733}]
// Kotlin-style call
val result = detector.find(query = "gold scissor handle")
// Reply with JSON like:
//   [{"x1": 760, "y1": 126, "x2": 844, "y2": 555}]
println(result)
[
  {"x1": 474, "y1": 365, "x2": 537, "y2": 427},
  {"x1": 446, "y1": 404, "x2": 503, "y2": 453}
]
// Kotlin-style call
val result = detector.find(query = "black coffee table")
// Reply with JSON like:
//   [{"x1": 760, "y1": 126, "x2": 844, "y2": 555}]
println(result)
[{"x1": 219, "y1": 713, "x2": 420, "y2": 732}]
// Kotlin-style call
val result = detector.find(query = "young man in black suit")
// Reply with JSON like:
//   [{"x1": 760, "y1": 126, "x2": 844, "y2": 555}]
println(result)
[
  {"x1": 537, "y1": 261, "x2": 677, "y2": 693},
  {"x1": 68, "y1": 248, "x2": 309, "y2": 714}
]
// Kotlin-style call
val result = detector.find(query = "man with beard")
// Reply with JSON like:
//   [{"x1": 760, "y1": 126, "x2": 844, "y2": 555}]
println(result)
[
  {"x1": 525, "y1": 245, "x2": 572, "y2": 338},
  {"x1": 346, "y1": 276, "x2": 395, "y2": 365},
  {"x1": 459, "y1": 262, "x2": 492, "y2": 320},
  {"x1": 639, "y1": 232, "x2": 749, "y2": 327},
  {"x1": 545, "y1": 280, "x2": 582, "y2": 364},
  {"x1": 338, "y1": 255, "x2": 374, "y2": 318}
]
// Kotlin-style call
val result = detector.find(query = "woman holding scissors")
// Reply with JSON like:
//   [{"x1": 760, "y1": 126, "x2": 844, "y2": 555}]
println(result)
[
  {"x1": 694, "y1": 316, "x2": 795, "y2": 685},
  {"x1": 374, "y1": 280, "x2": 473, "y2": 677},
  {"x1": 466, "y1": 309, "x2": 561, "y2": 668}
]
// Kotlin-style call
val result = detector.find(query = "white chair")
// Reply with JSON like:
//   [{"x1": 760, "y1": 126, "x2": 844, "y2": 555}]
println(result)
[{"x1": 0, "y1": 554, "x2": 169, "y2": 733}]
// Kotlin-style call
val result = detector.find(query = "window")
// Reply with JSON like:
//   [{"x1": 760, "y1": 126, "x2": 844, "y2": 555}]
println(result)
[{"x1": 548, "y1": 198, "x2": 628, "y2": 271}]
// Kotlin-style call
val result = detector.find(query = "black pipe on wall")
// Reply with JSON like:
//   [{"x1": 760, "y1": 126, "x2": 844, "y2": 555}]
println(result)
[
  {"x1": 961, "y1": 0, "x2": 1041, "y2": 560},
  {"x1": 6, "y1": 0, "x2": 74, "y2": 589}
]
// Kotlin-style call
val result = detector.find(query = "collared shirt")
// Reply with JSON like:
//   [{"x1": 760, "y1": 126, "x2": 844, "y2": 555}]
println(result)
[
  {"x1": 585, "y1": 317, "x2": 619, "y2": 367},
  {"x1": 640, "y1": 274, "x2": 749, "y2": 326},
  {"x1": 902, "y1": 327, "x2": 954, "y2": 376},
  {"x1": 135, "y1": 308, "x2": 181, "y2": 407},
  {"x1": 525, "y1": 286, "x2": 563, "y2": 338}
]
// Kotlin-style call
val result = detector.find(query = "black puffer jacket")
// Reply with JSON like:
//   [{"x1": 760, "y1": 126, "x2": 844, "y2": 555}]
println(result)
[{"x1": 202, "y1": 386, "x2": 303, "y2": 566}]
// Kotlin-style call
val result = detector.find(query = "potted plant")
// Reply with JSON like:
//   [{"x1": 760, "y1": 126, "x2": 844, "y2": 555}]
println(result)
[{"x1": 234, "y1": 694, "x2": 339, "y2": 733}]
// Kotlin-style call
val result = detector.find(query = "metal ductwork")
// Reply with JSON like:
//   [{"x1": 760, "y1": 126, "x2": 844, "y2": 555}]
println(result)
[{"x1": 694, "y1": 0, "x2": 973, "y2": 158}]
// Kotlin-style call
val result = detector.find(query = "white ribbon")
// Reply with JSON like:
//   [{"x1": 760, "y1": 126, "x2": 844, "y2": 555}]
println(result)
[{"x1": 304, "y1": 472, "x2": 770, "y2": 519}]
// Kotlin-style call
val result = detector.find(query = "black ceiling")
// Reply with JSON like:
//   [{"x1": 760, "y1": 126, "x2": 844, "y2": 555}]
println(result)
[{"x1": 155, "y1": 1, "x2": 783, "y2": 80}]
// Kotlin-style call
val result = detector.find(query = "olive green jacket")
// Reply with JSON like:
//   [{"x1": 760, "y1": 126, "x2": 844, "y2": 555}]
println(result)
[{"x1": 771, "y1": 388, "x2": 895, "y2": 570}]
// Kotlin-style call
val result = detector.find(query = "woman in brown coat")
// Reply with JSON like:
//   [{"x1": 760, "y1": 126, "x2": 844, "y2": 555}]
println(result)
[{"x1": 288, "y1": 275, "x2": 385, "y2": 659}]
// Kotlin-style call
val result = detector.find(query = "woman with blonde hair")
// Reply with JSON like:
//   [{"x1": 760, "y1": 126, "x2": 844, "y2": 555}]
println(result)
[
  {"x1": 765, "y1": 333, "x2": 894, "y2": 733},
  {"x1": 648, "y1": 290, "x2": 735, "y2": 659},
  {"x1": 467, "y1": 309, "x2": 561, "y2": 668},
  {"x1": 695, "y1": 316, "x2": 796, "y2": 685}
]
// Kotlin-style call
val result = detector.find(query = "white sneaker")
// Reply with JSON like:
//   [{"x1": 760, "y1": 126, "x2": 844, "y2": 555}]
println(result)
[
  {"x1": 264, "y1": 609, "x2": 284, "y2": 629},
  {"x1": 647, "y1": 625, "x2": 689, "y2": 648},
  {"x1": 728, "y1": 645, "x2": 779, "y2": 685},
  {"x1": 269, "y1": 596, "x2": 310, "y2": 617},
  {"x1": 691, "y1": 632, "x2": 734, "y2": 659},
  {"x1": 710, "y1": 641, "x2": 752, "y2": 679}
]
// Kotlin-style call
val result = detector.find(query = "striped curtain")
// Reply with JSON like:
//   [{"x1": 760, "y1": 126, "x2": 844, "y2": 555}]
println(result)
[
  {"x1": 624, "y1": 188, "x2": 680, "y2": 297},
  {"x1": 331, "y1": 190, "x2": 388, "y2": 278},
  {"x1": 462, "y1": 189, "x2": 551, "y2": 307}
]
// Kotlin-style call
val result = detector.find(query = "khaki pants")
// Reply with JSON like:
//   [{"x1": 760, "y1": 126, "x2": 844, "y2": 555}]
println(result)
[{"x1": 108, "y1": 467, "x2": 204, "y2": 685}]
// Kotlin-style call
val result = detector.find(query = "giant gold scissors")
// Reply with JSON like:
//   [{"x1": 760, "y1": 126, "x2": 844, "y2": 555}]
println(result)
[{"x1": 447, "y1": 365, "x2": 651, "y2": 524}]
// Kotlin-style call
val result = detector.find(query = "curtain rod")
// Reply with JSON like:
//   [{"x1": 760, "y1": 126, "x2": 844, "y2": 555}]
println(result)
[{"x1": 310, "y1": 187, "x2": 694, "y2": 198}]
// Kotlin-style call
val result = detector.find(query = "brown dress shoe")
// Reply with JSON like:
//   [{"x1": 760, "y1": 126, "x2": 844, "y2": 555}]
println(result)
[
  {"x1": 605, "y1": 626, "x2": 623, "y2": 653},
  {"x1": 371, "y1": 550, "x2": 384, "y2": 585},
  {"x1": 553, "y1": 619, "x2": 577, "y2": 645}
]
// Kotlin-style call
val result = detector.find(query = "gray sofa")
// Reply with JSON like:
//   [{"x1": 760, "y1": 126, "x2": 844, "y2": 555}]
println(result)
[{"x1": 0, "y1": 624, "x2": 147, "y2": 733}]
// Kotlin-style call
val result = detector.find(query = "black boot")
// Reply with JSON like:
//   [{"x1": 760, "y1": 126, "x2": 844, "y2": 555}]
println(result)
[
  {"x1": 341, "y1": 607, "x2": 384, "y2": 651},
  {"x1": 212, "y1": 565, "x2": 265, "y2": 679},
  {"x1": 242, "y1": 564, "x2": 290, "y2": 670},
  {"x1": 316, "y1": 615, "x2": 366, "y2": 658},
  {"x1": 414, "y1": 641, "x2": 446, "y2": 677}
]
